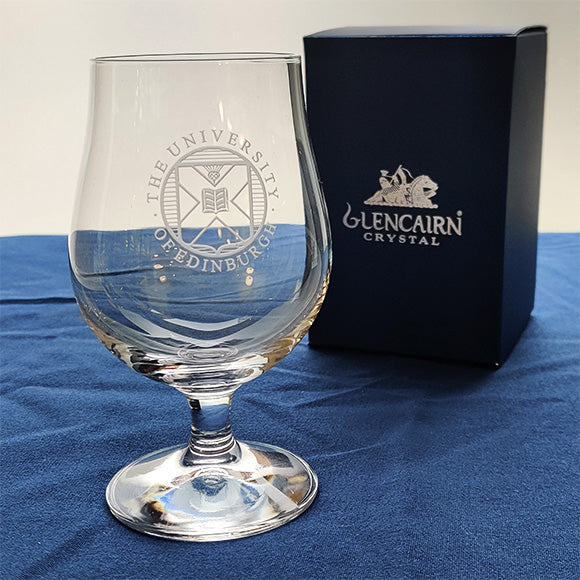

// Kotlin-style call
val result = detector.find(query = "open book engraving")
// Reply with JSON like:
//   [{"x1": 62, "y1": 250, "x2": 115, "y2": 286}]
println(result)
[{"x1": 202, "y1": 188, "x2": 229, "y2": 214}]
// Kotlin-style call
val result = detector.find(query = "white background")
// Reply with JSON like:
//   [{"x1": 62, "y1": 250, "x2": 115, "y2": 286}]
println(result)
[{"x1": 1, "y1": 0, "x2": 579, "y2": 235}]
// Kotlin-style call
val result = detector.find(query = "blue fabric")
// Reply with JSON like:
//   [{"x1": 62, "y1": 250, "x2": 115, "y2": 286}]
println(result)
[{"x1": 1, "y1": 234, "x2": 579, "y2": 580}]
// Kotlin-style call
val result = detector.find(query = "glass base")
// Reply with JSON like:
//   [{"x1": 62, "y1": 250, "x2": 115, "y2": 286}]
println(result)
[{"x1": 106, "y1": 441, "x2": 318, "y2": 541}]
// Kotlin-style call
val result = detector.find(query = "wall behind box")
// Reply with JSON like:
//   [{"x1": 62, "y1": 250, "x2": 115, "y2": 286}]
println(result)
[{"x1": 0, "y1": 0, "x2": 578, "y2": 235}]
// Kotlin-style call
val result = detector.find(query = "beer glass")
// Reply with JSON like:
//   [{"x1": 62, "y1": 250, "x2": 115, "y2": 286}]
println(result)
[{"x1": 69, "y1": 53, "x2": 331, "y2": 541}]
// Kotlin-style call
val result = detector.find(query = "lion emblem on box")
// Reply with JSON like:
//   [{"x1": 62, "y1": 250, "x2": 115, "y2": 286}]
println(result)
[{"x1": 365, "y1": 165, "x2": 438, "y2": 209}]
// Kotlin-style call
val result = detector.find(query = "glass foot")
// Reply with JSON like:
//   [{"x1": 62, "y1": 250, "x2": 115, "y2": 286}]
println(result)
[{"x1": 106, "y1": 441, "x2": 318, "y2": 541}]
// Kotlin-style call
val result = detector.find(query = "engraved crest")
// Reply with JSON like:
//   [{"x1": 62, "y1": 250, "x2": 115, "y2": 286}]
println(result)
[
  {"x1": 365, "y1": 165, "x2": 438, "y2": 209},
  {"x1": 160, "y1": 146, "x2": 268, "y2": 258}
]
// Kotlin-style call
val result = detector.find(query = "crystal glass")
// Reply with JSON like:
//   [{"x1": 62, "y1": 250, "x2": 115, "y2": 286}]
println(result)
[{"x1": 69, "y1": 53, "x2": 331, "y2": 541}]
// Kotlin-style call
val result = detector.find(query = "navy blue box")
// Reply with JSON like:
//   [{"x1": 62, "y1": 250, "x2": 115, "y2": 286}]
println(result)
[{"x1": 305, "y1": 26, "x2": 547, "y2": 366}]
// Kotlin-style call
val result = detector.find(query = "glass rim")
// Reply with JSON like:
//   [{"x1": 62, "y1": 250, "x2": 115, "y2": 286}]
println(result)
[{"x1": 92, "y1": 52, "x2": 301, "y2": 64}]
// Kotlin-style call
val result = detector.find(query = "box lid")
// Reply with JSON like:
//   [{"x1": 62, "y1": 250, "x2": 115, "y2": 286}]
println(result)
[{"x1": 305, "y1": 25, "x2": 546, "y2": 38}]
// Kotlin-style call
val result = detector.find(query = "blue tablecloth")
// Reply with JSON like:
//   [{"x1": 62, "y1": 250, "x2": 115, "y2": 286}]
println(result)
[{"x1": 1, "y1": 234, "x2": 578, "y2": 580}]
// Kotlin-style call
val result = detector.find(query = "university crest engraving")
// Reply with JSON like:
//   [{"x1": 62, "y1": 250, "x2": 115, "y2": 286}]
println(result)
[{"x1": 160, "y1": 146, "x2": 268, "y2": 258}]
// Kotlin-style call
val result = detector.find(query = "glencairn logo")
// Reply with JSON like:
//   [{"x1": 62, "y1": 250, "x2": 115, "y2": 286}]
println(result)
[
  {"x1": 146, "y1": 129, "x2": 279, "y2": 272},
  {"x1": 343, "y1": 164, "x2": 463, "y2": 247},
  {"x1": 365, "y1": 165, "x2": 438, "y2": 209}
]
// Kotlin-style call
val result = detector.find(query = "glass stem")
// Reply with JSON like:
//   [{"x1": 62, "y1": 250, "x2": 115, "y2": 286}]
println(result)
[{"x1": 184, "y1": 394, "x2": 238, "y2": 463}]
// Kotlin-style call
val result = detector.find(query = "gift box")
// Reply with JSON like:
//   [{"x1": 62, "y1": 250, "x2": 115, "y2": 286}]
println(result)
[{"x1": 304, "y1": 26, "x2": 547, "y2": 366}]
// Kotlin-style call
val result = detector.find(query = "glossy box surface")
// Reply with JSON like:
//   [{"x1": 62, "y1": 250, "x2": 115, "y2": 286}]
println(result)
[{"x1": 305, "y1": 26, "x2": 547, "y2": 366}]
